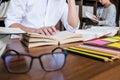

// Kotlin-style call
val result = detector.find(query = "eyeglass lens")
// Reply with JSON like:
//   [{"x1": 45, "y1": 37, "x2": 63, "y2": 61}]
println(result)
[
  {"x1": 4, "y1": 52, "x2": 65, "y2": 73},
  {"x1": 5, "y1": 55, "x2": 31, "y2": 73},
  {"x1": 41, "y1": 53, "x2": 65, "y2": 71}
]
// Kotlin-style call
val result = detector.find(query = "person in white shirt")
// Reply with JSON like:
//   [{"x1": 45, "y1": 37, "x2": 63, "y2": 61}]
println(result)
[
  {"x1": 91, "y1": 0, "x2": 116, "y2": 27},
  {"x1": 5, "y1": 0, "x2": 80, "y2": 35}
]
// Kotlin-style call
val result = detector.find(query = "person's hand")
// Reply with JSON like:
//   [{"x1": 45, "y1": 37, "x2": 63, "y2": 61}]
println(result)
[
  {"x1": 91, "y1": 17, "x2": 100, "y2": 24},
  {"x1": 36, "y1": 26, "x2": 59, "y2": 35}
]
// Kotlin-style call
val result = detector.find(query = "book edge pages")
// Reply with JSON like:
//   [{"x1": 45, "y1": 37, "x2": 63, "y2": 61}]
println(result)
[
  {"x1": 0, "y1": 35, "x2": 10, "y2": 57},
  {"x1": 21, "y1": 40, "x2": 58, "y2": 48},
  {"x1": 23, "y1": 30, "x2": 82, "y2": 41},
  {"x1": 21, "y1": 32, "x2": 83, "y2": 48}
]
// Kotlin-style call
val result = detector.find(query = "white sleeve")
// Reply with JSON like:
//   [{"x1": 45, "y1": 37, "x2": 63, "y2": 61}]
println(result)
[
  {"x1": 5, "y1": 0, "x2": 27, "y2": 27},
  {"x1": 61, "y1": 3, "x2": 80, "y2": 33},
  {"x1": 98, "y1": 5, "x2": 116, "y2": 27}
]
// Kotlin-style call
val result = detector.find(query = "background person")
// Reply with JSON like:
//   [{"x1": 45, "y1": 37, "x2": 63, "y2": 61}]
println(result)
[{"x1": 91, "y1": 0, "x2": 116, "y2": 27}]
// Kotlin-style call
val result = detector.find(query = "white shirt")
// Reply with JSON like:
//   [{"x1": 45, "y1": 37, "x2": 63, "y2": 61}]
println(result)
[
  {"x1": 5, "y1": 0, "x2": 79, "y2": 32},
  {"x1": 98, "y1": 4, "x2": 116, "y2": 27}
]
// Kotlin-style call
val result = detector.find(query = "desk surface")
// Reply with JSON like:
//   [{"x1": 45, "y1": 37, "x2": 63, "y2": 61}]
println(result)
[{"x1": 0, "y1": 39, "x2": 120, "y2": 80}]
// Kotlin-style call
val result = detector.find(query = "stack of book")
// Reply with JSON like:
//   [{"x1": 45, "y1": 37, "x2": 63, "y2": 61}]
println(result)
[
  {"x1": 21, "y1": 26, "x2": 119, "y2": 48},
  {"x1": 65, "y1": 36, "x2": 120, "y2": 62},
  {"x1": 0, "y1": 1, "x2": 10, "y2": 17},
  {"x1": 0, "y1": 35, "x2": 9, "y2": 57},
  {"x1": 21, "y1": 31, "x2": 83, "y2": 48},
  {"x1": 0, "y1": 27, "x2": 26, "y2": 57}
]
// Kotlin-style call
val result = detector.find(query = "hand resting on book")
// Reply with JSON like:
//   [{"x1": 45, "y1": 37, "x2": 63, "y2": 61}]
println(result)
[
  {"x1": 35, "y1": 26, "x2": 58, "y2": 36},
  {"x1": 91, "y1": 17, "x2": 100, "y2": 24}
]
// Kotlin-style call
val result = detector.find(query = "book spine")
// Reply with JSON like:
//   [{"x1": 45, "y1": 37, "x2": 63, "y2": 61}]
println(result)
[{"x1": 21, "y1": 39, "x2": 29, "y2": 47}]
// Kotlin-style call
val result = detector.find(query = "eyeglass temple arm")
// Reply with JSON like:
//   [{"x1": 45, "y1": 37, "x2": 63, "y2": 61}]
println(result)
[
  {"x1": 58, "y1": 41, "x2": 60, "y2": 47},
  {"x1": 51, "y1": 47, "x2": 68, "y2": 55},
  {"x1": 4, "y1": 49, "x2": 20, "y2": 55}
]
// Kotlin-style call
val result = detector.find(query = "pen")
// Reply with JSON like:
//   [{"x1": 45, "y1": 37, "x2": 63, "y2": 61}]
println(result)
[
  {"x1": 78, "y1": 44, "x2": 120, "y2": 57},
  {"x1": 65, "y1": 48, "x2": 112, "y2": 62},
  {"x1": 68, "y1": 47, "x2": 119, "y2": 60}
]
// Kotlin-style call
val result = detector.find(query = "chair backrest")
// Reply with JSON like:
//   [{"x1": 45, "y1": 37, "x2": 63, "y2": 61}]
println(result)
[
  {"x1": 75, "y1": 0, "x2": 83, "y2": 29},
  {"x1": 111, "y1": 0, "x2": 120, "y2": 26},
  {"x1": 55, "y1": 21, "x2": 64, "y2": 31}
]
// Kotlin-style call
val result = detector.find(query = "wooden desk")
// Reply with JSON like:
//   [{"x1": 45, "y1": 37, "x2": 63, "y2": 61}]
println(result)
[{"x1": 0, "y1": 39, "x2": 120, "y2": 80}]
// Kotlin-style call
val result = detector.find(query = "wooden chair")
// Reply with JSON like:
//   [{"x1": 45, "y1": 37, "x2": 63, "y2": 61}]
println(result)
[
  {"x1": 75, "y1": 0, "x2": 83, "y2": 29},
  {"x1": 55, "y1": 21, "x2": 64, "y2": 31},
  {"x1": 111, "y1": 0, "x2": 120, "y2": 26}
]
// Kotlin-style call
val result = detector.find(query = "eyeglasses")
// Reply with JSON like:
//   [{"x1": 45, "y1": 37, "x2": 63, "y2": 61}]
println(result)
[{"x1": 2, "y1": 47, "x2": 67, "y2": 74}]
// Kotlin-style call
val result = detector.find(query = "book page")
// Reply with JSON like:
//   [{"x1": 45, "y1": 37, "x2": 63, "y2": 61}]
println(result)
[
  {"x1": 75, "y1": 30, "x2": 105, "y2": 41},
  {"x1": 90, "y1": 26, "x2": 119, "y2": 36},
  {"x1": 51, "y1": 31, "x2": 81, "y2": 40},
  {"x1": 24, "y1": 31, "x2": 82, "y2": 48},
  {"x1": 75, "y1": 26, "x2": 119, "y2": 41},
  {"x1": 82, "y1": 6, "x2": 94, "y2": 17},
  {"x1": 28, "y1": 31, "x2": 82, "y2": 41},
  {"x1": 85, "y1": 11, "x2": 98, "y2": 21},
  {"x1": 0, "y1": 27, "x2": 26, "y2": 34}
]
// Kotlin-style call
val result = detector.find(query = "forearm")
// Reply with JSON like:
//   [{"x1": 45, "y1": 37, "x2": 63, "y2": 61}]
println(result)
[
  {"x1": 98, "y1": 20, "x2": 114, "y2": 26},
  {"x1": 98, "y1": 14, "x2": 116, "y2": 26},
  {"x1": 10, "y1": 23, "x2": 37, "y2": 33},
  {"x1": 67, "y1": 0, "x2": 79, "y2": 28}
]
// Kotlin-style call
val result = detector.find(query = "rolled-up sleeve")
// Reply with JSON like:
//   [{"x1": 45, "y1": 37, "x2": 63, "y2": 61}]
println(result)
[
  {"x1": 61, "y1": 3, "x2": 80, "y2": 32},
  {"x1": 5, "y1": 0, "x2": 26, "y2": 27}
]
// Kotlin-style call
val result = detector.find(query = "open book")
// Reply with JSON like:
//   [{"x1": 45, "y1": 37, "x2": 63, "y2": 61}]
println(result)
[
  {"x1": 82, "y1": 6, "x2": 94, "y2": 18},
  {"x1": 85, "y1": 11, "x2": 98, "y2": 21},
  {"x1": 22, "y1": 31, "x2": 83, "y2": 48},
  {"x1": 75, "y1": 26, "x2": 119, "y2": 41}
]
